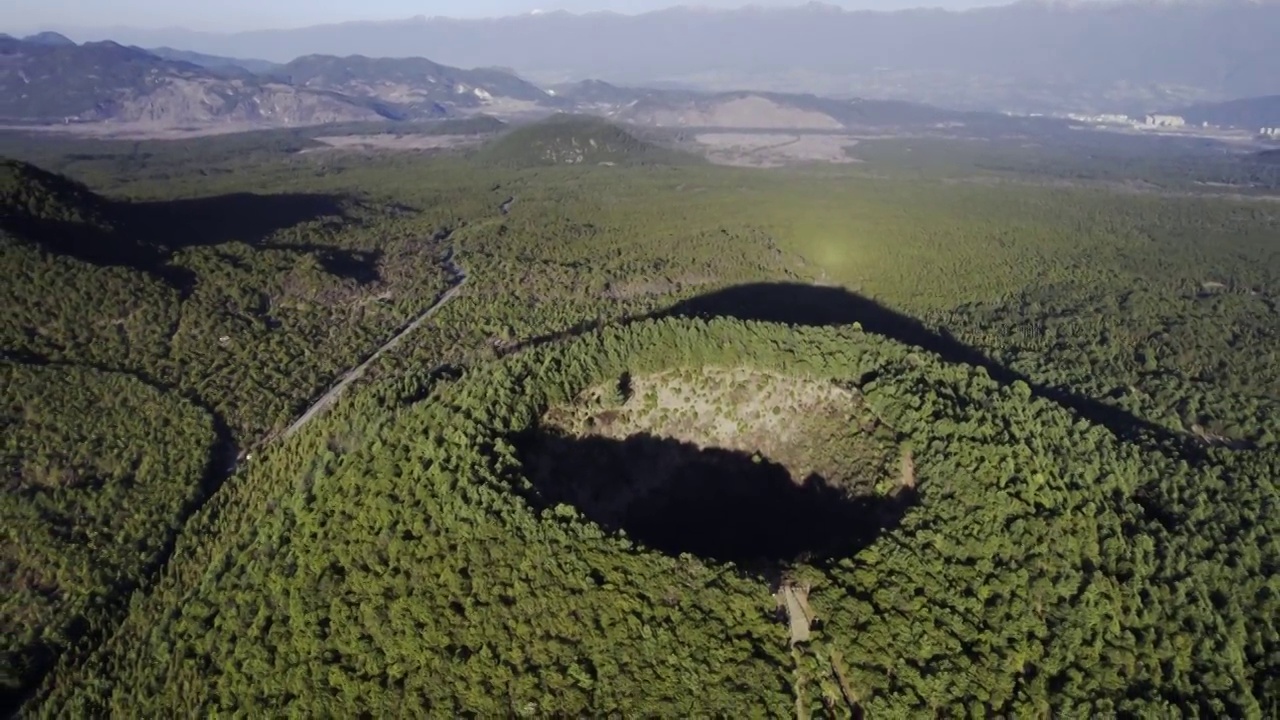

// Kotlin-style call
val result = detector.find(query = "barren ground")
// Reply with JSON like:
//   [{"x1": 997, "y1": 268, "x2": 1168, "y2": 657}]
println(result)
[
  {"x1": 302, "y1": 134, "x2": 487, "y2": 153},
  {"x1": 626, "y1": 96, "x2": 845, "y2": 131},
  {"x1": 544, "y1": 367, "x2": 892, "y2": 485},
  {"x1": 520, "y1": 367, "x2": 906, "y2": 562},
  {"x1": 0, "y1": 122, "x2": 302, "y2": 140},
  {"x1": 694, "y1": 132, "x2": 864, "y2": 167}
]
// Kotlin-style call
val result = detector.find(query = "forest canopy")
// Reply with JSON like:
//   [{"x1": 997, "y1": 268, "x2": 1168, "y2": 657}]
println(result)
[
  {"x1": 2, "y1": 130, "x2": 1277, "y2": 716},
  {"x1": 1, "y1": 362, "x2": 215, "y2": 699},
  {"x1": 30, "y1": 319, "x2": 1280, "y2": 717}
]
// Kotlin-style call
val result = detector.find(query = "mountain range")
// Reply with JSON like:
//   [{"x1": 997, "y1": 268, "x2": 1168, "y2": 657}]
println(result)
[
  {"x1": 36, "y1": 0, "x2": 1280, "y2": 114},
  {"x1": 0, "y1": 36, "x2": 554, "y2": 128},
  {"x1": 0, "y1": 34, "x2": 994, "y2": 133},
  {"x1": 3, "y1": 20, "x2": 1277, "y2": 137}
]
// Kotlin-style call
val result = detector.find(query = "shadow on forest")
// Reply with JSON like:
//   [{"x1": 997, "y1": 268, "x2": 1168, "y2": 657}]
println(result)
[
  {"x1": 0, "y1": 216, "x2": 165, "y2": 269},
  {"x1": 510, "y1": 282, "x2": 1187, "y2": 448},
  {"x1": 668, "y1": 282, "x2": 996, "y2": 363},
  {"x1": 4, "y1": 191, "x2": 381, "y2": 291},
  {"x1": 123, "y1": 192, "x2": 349, "y2": 250},
  {"x1": 664, "y1": 282, "x2": 1183, "y2": 444},
  {"x1": 516, "y1": 430, "x2": 913, "y2": 564}
]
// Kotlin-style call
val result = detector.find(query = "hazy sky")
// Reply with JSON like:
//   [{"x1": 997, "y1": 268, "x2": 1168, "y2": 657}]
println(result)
[{"x1": 7, "y1": 0, "x2": 1011, "y2": 33}]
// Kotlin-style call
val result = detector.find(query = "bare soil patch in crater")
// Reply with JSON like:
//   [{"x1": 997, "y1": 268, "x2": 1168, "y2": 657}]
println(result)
[{"x1": 518, "y1": 368, "x2": 913, "y2": 563}]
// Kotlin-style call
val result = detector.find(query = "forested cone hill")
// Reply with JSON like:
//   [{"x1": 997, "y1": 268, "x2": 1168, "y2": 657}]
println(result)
[
  {"x1": 1, "y1": 158, "x2": 163, "y2": 269},
  {"x1": 2, "y1": 158, "x2": 112, "y2": 228},
  {"x1": 475, "y1": 115, "x2": 700, "y2": 168},
  {"x1": 29, "y1": 319, "x2": 1280, "y2": 716},
  {"x1": 3, "y1": 127, "x2": 1278, "y2": 716}
]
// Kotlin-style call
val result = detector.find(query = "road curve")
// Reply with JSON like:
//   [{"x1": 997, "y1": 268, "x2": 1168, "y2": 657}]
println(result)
[{"x1": 279, "y1": 250, "x2": 466, "y2": 441}]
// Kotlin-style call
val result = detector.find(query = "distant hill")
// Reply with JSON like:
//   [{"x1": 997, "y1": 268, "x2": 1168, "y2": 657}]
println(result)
[
  {"x1": 619, "y1": 90, "x2": 967, "y2": 130},
  {"x1": 550, "y1": 81, "x2": 970, "y2": 131},
  {"x1": 616, "y1": 92, "x2": 845, "y2": 131},
  {"x1": 551, "y1": 79, "x2": 697, "y2": 108},
  {"x1": 146, "y1": 46, "x2": 279, "y2": 75},
  {"x1": 476, "y1": 115, "x2": 698, "y2": 167},
  {"x1": 0, "y1": 37, "x2": 396, "y2": 126},
  {"x1": 22, "y1": 32, "x2": 75, "y2": 46},
  {"x1": 278, "y1": 54, "x2": 554, "y2": 117},
  {"x1": 1, "y1": 32, "x2": 1031, "y2": 135},
  {"x1": 1169, "y1": 95, "x2": 1280, "y2": 131},
  {"x1": 0, "y1": 36, "x2": 565, "y2": 131},
  {"x1": 79, "y1": 1, "x2": 1280, "y2": 113}
]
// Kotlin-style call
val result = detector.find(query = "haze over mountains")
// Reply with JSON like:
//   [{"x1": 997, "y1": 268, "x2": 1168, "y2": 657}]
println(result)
[
  {"x1": 30, "y1": 0, "x2": 1280, "y2": 113},
  {"x1": 0, "y1": 31, "x2": 1002, "y2": 132},
  {"x1": 3, "y1": 20, "x2": 1277, "y2": 135},
  {"x1": 0, "y1": 34, "x2": 560, "y2": 129}
]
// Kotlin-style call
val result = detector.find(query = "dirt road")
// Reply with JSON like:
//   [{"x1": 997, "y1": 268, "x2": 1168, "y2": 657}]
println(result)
[{"x1": 279, "y1": 249, "x2": 466, "y2": 441}]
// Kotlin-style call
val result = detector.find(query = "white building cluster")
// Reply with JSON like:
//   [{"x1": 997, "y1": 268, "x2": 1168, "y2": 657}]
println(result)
[
  {"x1": 1143, "y1": 114, "x2": 1186, "y2": 128},
  {"x1": 1260, "y1": 128, "x2": 1280, "y2": 137},
  {"x1": 1066, "y1": 113, "x2": 1132, "y2": 125}
]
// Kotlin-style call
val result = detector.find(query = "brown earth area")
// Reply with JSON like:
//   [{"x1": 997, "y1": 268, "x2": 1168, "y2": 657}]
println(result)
[
  {"x1": 694, "y1": 132, "x2": 864, "y2": 167},
  {"x1": 625, "y1": 96, "x2": 844, "y2": 130},
  {"x1": 302, "y1": 134, "x2": 488, "y2": 153}
]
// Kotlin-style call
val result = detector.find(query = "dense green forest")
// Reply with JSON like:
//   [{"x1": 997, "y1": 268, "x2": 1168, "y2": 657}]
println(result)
[
  {"x1": 0, "y1": 150, "x2": 490, "y2": 705},
  {"x1": 29, "y1": 320, "x2": 1280, "y2": 716},
  {"x1": 1, "y1": 363, "x2": 215, "y2": 699},
  {"x1": 2, "y1": 123, "x2": 1277, "y2": 714},
  {"x1": 474, "y1": 114, "x2": 700, "y2": 168}
]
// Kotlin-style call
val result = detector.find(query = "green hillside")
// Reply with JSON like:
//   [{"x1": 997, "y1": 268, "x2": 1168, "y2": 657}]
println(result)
[
  {"x1": 0, "y1": 158, "x2": 166, "y2": 270},
  {"x1": 1, "y1": 363, "x2": 216, "y2": 700},
  {"x1": 31, "y1": 319, "x2": 1280, "y2": 717},
  {"x1": 476, "y1": 115, "x2": 699, "y2": 167},
  {"x1": 1, "y1": 158, "x2": 112, "y2": 227},
  {"x1": 0, "y1": 155, "x2": 492, "y2": 707},
  {"x1": 3, "y1": 126, "x2": 1277, "y2": 717}
]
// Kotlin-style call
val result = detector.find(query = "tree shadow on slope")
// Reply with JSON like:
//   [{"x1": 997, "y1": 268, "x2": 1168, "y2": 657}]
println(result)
[
  {"x1": 0, "y1": 215, "x2": 163, "y2": 268},
  {"x1": 4, "y1": 191, "x2": 380, "y2": 290},
  {"x1": 662, "y1": 282, "x2": 1185, "y2": 447},
  {"x1": 123, "y1": 192, "x2": 349, "y2": 251},
  {"x1": 508, "y1": 282, "x2": 1187, "y2": 448},
  {"x1": 516, "y1": 430, "x2": 913, "y2": 565},
  {"x1": 667, "y1": 283, "x2": 991, "y2": 362}
]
